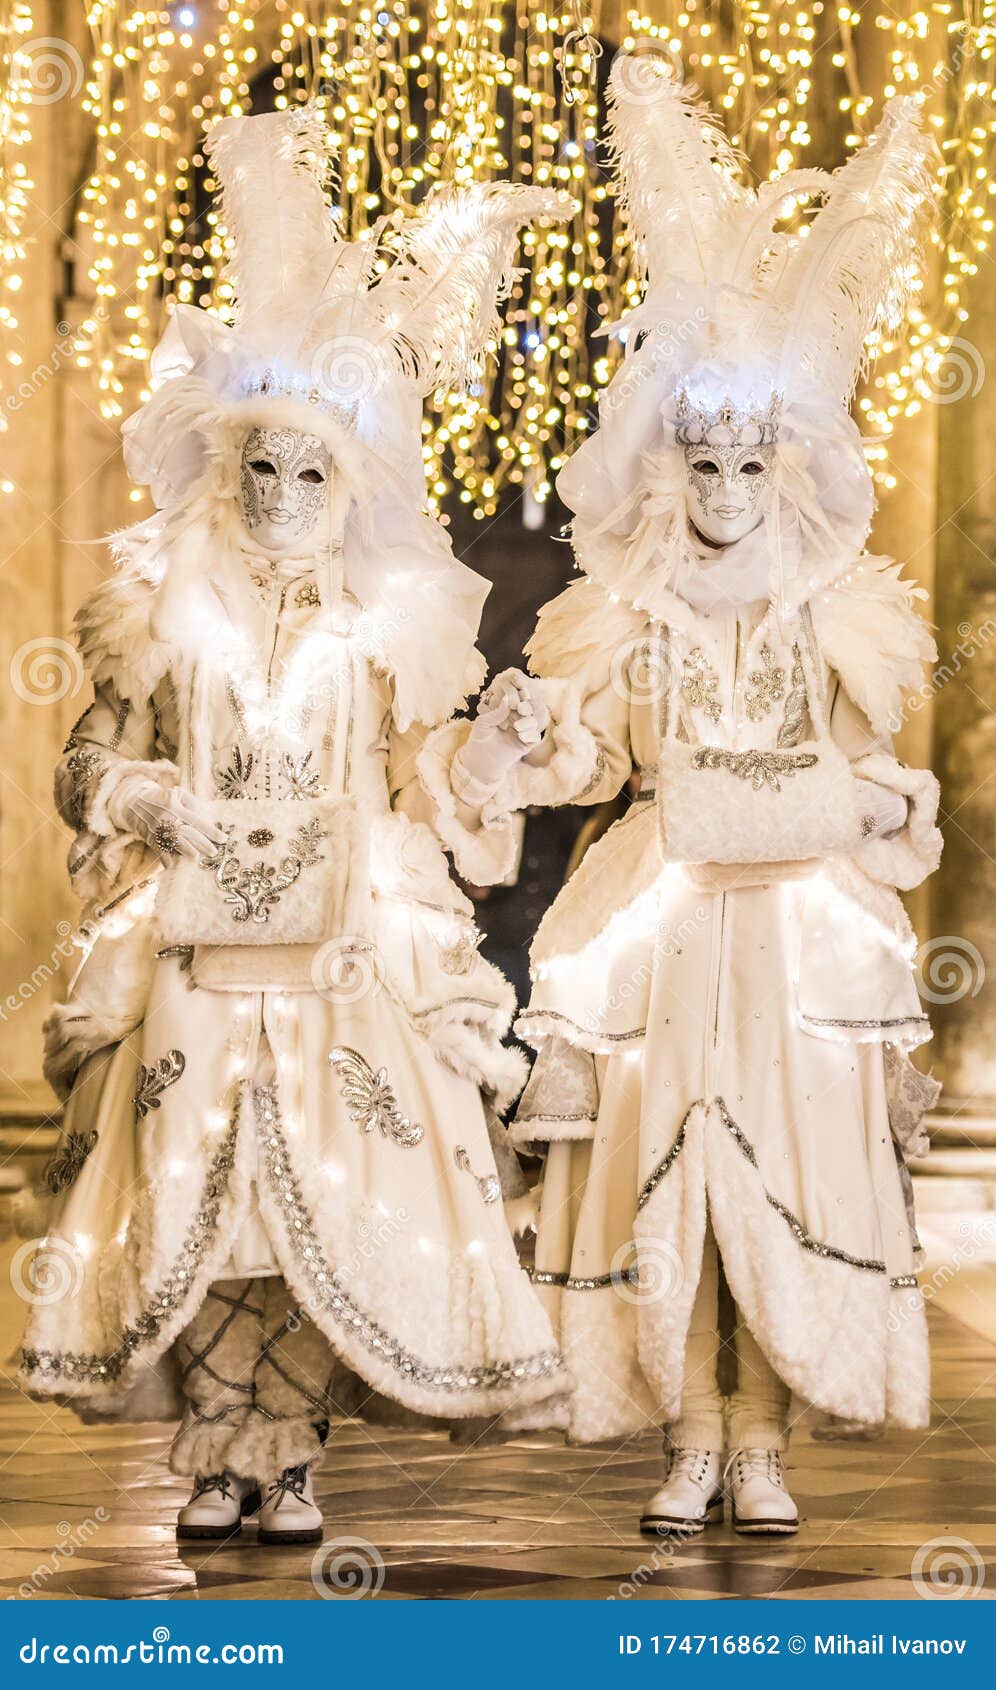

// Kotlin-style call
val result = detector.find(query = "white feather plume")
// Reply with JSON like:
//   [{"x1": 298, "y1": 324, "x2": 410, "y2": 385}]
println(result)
[
  {"x1": 811, "y1": 555, "x2": 937, "y2": 734},
  {"x1": 370, "y1": 182, "x2": 577, "y2": 394},
  {"x1": 773, "y1": 99, "x2": 937, "y2": 404},
  {"x1": 605, "y1": 50, "x2": 749, "y2": 290},
  {"x1": 204, "y1": 106, "x2": 341, "y2": 360}
]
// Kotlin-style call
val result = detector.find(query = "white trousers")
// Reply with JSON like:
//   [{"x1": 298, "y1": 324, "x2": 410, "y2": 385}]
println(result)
[{"x1": 670, "y1": 1219, "x2": 792, "y2": 1453}]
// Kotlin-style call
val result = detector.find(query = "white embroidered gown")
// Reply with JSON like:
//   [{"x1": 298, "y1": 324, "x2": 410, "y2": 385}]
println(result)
[
  {"x1": 21, "y1": 546, "x2": 568, "y2": 1425},
  {"x1": 426, "y1": 536, "x2": 942, "y2": 1442}
]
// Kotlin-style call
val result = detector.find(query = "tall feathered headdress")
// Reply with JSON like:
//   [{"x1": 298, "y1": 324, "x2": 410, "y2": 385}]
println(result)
[
  {"x1": 123, "y1": 104, "x2": 576, "y2": 506},
  {"x1": 112, "y1": 105, "x2": 575, "y2": 732},
  {"x1": 557, "y1": 45, "x2": 938, "y2": 605},
  {"x1": 605, "y1": 49, "x2": 935, "y2": 407}
]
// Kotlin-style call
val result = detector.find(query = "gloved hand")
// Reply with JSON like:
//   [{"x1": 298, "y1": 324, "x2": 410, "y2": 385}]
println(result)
[
  {"x1": 453, "y1": 669, "x2": 550, "y2": 802},
  {"x1": 854, "y1": 777, "x2": 909, "y2": 839},
  {"x1": 108, "y1": 774, "x2": 227, "y2": 864}
]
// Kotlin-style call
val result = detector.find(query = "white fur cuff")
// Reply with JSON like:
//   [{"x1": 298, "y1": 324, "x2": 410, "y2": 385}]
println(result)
[
  {"x1": 851, "y1": 753, "x2": 943, "y2": 890},
  {"x1": 418, "y1": 721, "x2": 519, "y2": 885}
]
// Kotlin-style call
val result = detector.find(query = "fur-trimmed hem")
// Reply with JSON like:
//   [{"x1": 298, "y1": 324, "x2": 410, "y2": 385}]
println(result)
[
  {"x1": 532, "y1": 1095, "x2": 928, "y2": 1443},
  {"x1": 851, "y1": 753, "x2": 943, "y2": 890},
  {"x1": 169, "y1": 1410, "x2": 252, "y2": 1479},
  {"x1": 20, "y1": 1081, "x2": 570, "y2": 1425},
  {"x1": 251, "y1": 1091, "x2": 568, "y2": 1420},
  {"x1": 417, "y1": 721, "x2": 519, "y2": 886},
  {"x1": 220, "y1": 1412, "x2": 326, "y2": 1484},
  {"x1": 508, "y1": 1114, "x2": 596, "y2": 1148},
  {"x1": 633, "y1": 1099, "x2": 929, "y2": 1430},
  {"x1": 19, "y1": 1088, "x2": 262, "y2": 1418},
  {"x1": 515, "y1": 1008, "x2": 646, "y2": 1056},
  {"x1": 797, "y1": 1011, "x2": 932, "y2": 1051}
]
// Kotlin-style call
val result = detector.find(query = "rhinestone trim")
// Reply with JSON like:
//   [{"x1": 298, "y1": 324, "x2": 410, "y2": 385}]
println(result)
[
  {"x1": 776, "y1": 645, "x2": 809, "y2": 750},
  {"x1": 637, "y1": 1095, "x2": 903, "y2": 1281},
  {"x1": 20, "y1": 1096, "x2": 241, "y2": 1386},
  {"x1": 527, "y1": 1266, "x2": 640, "y2": 1291},
  {"x1": 636, "y1": 1104, "x2": 698, "y2": 1211},
  {"x1": 717, "y1": 1097, "x2": 888, "y2": 1274},
  {"x1": 254, "y1": 1084, "x2": 562, "y2": 1394},
  {"x1": 803, "y1": 1015, "x2": 930, "y2": 1030},
  {"x1": 691, "y1": 746, "x2": 819, "y2": 791}
]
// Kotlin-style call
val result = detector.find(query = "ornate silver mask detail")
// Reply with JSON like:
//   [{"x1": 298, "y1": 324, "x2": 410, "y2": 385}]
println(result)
[
  {"x1": 237, "y1": 427, "x2": 333, "y2": 554},
  {"x1": 675, "y1": 391, "x2": 780, "y2": 547}
]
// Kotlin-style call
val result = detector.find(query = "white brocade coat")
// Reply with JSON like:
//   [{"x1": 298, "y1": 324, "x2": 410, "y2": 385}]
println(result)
[
  {"x1": 425, "y1": 564, "x2": 942, "y2": 1442},
  {"x1": 22, "y1": 554, "x2": 568, "y2": 1424}
]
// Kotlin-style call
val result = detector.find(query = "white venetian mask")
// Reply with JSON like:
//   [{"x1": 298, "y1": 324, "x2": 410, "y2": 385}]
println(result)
[
  {"x1": 675, "y1": 392, "x2": 779, "y2": 548},
  {"x1": 236, "y1": 426, "x2": 333, "y2": 554}
]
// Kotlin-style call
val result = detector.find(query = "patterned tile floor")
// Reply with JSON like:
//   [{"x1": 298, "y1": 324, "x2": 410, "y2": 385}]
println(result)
[{"x1": 2, "y1": 1259, "x2": 995, "y2": 1600}]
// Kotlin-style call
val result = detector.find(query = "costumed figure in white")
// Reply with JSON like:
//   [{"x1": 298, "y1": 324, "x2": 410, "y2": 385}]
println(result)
[
  {"x1": 421, "y1": 51, "x2": 943, "y2": 1537},
  {"x1": 21, "y1": 107, "x2": 574, "y2": 1544}
]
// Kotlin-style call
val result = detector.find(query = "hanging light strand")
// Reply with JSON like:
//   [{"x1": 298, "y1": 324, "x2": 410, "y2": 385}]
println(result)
[{"x1": 53, "y1": 1, "x2": 996, "y2": 508}]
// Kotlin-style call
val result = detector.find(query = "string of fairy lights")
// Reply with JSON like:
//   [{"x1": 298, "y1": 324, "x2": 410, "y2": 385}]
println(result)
[
  {"x1": 0, "y1": 0, "x2": 35, "y2": 481},
  {"x1": 2, "y1": 3, "x2": 996, "y2": 511}
]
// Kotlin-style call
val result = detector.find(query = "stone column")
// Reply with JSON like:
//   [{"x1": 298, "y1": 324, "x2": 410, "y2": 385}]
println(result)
[
  {"x1": 0, "y1": 0, "x2": 73, "y2": 1121},
  {"x1": 914, "y1": 259, "x2": 996, "y2": 1212}
]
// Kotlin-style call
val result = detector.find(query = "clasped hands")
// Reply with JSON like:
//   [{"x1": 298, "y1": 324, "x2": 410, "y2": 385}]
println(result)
[{"x1": 453, "y1": 668, "x2": 550, "y2": 803}]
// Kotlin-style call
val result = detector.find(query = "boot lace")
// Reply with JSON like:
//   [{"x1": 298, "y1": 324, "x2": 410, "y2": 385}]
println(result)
[
  {"x1": 265, "y1": 1463, "x2": 310, "y2": 1512},
  {"x1": 192, "y1": 1472, "x2": 234, "y2": 1502},
  {"x1": 723, "y1": 1449, "x2": 784, "y2": 1489},
  {"x1": 666, "y1": 1447, "x2": 716, "y2": 1488}
]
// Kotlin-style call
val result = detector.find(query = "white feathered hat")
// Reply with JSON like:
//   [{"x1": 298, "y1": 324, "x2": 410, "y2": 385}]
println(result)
[
  {"x1": 558, "y1": 46, "x2": 938, "y2": 608},
  {"x1": 123, "y1": 103, "x2": 576, "y2": 508},
  {"x1": 112, "y1": 106, "x2": 575, "y2": 732}
]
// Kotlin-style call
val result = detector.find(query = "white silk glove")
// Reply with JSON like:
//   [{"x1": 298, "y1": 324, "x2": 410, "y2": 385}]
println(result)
[
  {"x1": 854, "y1": 777, "x2": 909, "y2": 839},
  {"x1": 108, "y1": 775, "x2": 227, "y2": 864},
  {"x1": 453, "y1": 669, "x2": 550, "y2": 802}
]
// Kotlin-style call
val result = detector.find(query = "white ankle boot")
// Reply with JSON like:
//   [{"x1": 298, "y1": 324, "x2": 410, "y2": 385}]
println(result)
[
  {"x1": 258, "y1": 1463, "x2": 324, "y2": 1546},
  {"x1": 177, "y1": 1471, "x2": 260, "y2": 1541},
  {"x1": 726, "y1": 1448, "x2": 799, "y2": 1535},
  {"x1": 640, "y1": 1447, "x2": 724, "y2": 1537}
]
